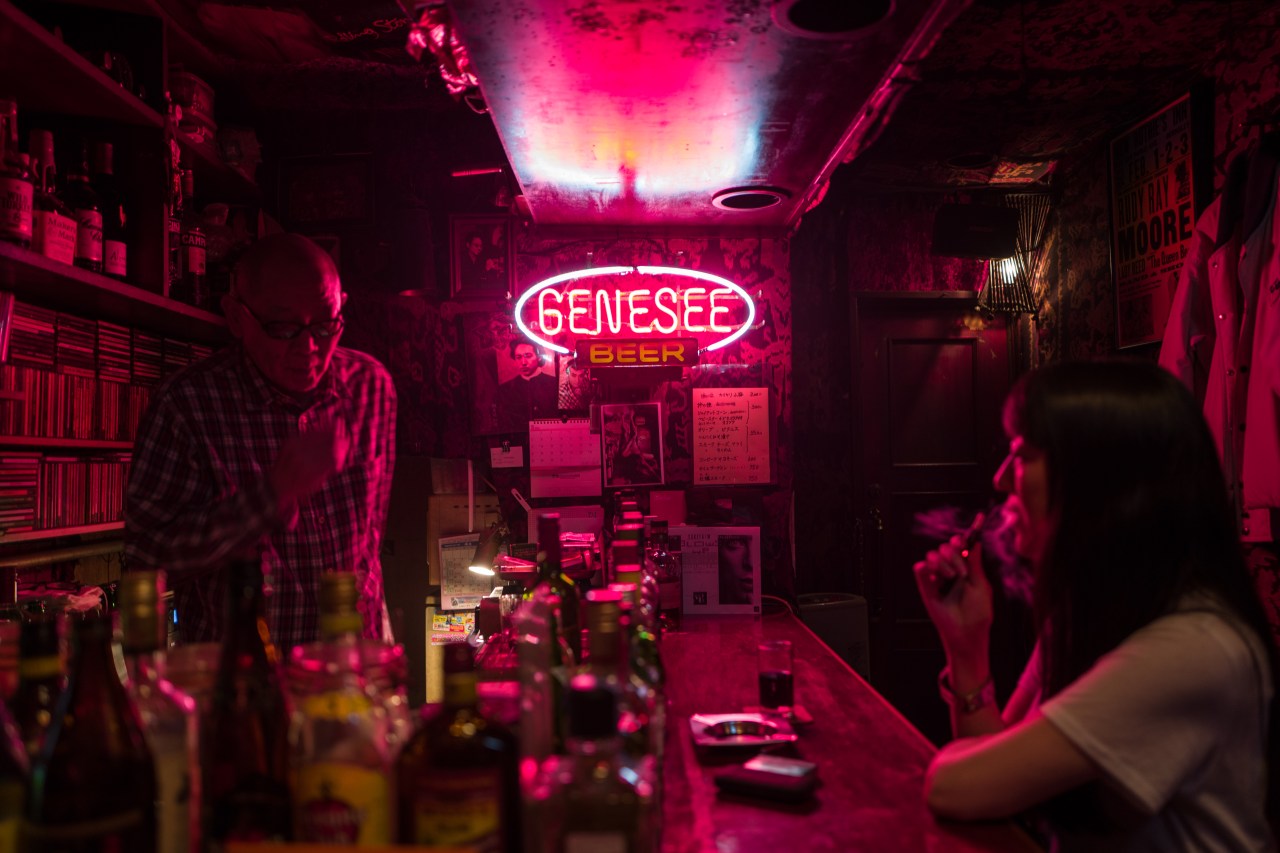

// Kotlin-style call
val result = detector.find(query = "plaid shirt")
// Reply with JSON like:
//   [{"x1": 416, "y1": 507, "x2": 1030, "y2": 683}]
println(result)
[{"x1": 125, "y1": 344, "x2": 396, "y2": 649}]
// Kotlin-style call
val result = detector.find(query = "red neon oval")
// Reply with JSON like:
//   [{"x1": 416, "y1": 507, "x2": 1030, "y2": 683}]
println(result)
[{"x1": 513, "y1": 265, "x2": 756, "y2": 355}]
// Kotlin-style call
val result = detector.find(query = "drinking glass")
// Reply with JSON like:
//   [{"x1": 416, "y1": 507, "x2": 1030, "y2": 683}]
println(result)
[{"x1": 757, "y1": 639, "x2": 794, "y2": 717}]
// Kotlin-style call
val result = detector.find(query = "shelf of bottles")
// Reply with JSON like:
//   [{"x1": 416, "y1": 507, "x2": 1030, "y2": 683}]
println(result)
[{"x1": 0, "y1": 0, "x2": 261, "y2": 332}]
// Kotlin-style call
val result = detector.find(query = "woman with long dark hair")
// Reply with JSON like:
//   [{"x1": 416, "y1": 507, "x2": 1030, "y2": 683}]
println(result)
[{"x1": 915, "y1": 360, "x2": 1277, "y2": 850}]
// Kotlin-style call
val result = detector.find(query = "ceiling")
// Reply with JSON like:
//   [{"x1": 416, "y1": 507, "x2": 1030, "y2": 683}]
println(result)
[{"x1": 175, "y1": 0, "x2": 1279, "y2": 228}]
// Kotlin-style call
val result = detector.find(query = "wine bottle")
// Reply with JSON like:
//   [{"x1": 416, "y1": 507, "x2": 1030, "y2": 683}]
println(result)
[
  {"x1": 397, "y1": 642, "x2": 520, "y2": 852},
  {"x1": 28, "y1": 130, "x2": 77, "y2": 266},
  {"x1": 204, "y1": 559, "x2": 292, "y2": 847},
  {"x1": 534, "y1": 513, "x2": 581, "y2": 662},
  {"x1": 0, "y1": 99, "x2": 33, "y2": 249},
  {"x1": 121, "y1": 570, "x2": 200, "y2": 853},
  {"x1": 11, "y1": 616, "x2": 63, "y2": 762},
  {"x1": 0, "y1": 701, "x2": 27, "y2": 853},
  {"x1": 62, "y1": 144, "x2": 104, "y2": 274},
  {"x1": 290, "y1": 572, "x2": 391, "y2": 844},
  {"x1": 26, "y1": 613, "x2": 157, "y2": 852},
  {"x1": 90, "y1": 141, "x2": 128, "y2": 280}
]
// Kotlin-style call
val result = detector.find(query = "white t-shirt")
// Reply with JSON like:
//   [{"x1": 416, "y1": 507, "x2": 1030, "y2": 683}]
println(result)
[{"x1": 1013, "y1": 605, "x2": 1274, "y2": 852}]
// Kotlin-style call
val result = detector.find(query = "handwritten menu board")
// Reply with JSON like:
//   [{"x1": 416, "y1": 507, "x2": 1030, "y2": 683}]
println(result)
[{"x1": 693, "y1": 388, "x2": 770, "y2": 485}]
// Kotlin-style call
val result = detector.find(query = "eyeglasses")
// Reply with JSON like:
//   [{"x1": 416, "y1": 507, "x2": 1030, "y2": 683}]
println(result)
[{"x1": 235, "y1": 297, "x2": 344, "y2": 341}]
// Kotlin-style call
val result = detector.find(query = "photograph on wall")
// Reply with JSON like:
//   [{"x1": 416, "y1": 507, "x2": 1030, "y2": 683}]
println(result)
[
  {"x1": 449, "y1": 215, "x2": 513, "y2": 299},
  {"x1": 601, "y1": 402, "x2": 664, "y2": 488},
  {"x1": 670, "y1": 525, "x2": 761, "y2": 615},
  {"x1": 464, "y1": 313, "x2": 557, "y2": 435},
  {"x1": 557, "y1": 353, "x2": 600, "y2": 414},
  {"x1": 1108, "y1": 92, "x2": 1203, "y2": 349}
]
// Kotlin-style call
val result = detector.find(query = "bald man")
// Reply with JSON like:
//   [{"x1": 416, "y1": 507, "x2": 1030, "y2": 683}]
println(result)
[{"x1": 125, "y1": 234, "x2": 397, "y2": 647}]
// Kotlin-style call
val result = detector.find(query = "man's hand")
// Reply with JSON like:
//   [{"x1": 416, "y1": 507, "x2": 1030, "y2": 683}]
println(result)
[{"x1": 269, "y1": 415, "x2": 350, "y2": 513}]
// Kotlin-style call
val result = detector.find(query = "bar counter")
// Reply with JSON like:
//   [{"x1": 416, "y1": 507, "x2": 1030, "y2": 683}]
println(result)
[{"x1": 660, "y1": 610, "x2": 1040, "y2": 852}]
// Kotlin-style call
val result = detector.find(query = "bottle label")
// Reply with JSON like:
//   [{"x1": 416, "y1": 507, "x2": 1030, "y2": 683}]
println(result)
[
  {"x1": 300, "y1": 691, "x2": 373, "y2": 720},
  {"x1": 104, "y1": 240, "x2": 127, "y2": 277},
  {"x1": 408, "y1": 771, "x2": 502, "y2": 849},
  {"x1": 296, "y1": 762, "x2": 391, "y2": 844},
  {"x1": 566, "y1": 832, "x2": 629, "y2": 853},
  {"x1": 74, "y1": 209, "x2": 103, "y2": 264},
  {"x1": 0, "y1": 178, "x2": 32, "y2": 244},
  {"x1": 180, "y1": 231, "x2": 206, "y2": 275},
  {"x1": 33, "y1": 210, "x2": 77, "y2": 265}
]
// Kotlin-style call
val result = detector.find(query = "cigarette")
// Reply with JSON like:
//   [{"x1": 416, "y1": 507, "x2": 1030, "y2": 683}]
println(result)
[{"x1": 959, "y1": 512, "x2": 986, "y2": 559}]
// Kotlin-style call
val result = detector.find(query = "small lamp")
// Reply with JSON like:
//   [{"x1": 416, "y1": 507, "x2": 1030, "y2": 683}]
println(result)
[{"x1": 468, "y1": 520, "x2": 509, "y2": 576}]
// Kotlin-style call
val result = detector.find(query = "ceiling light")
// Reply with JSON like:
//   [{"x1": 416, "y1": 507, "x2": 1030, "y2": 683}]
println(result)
[
  {"x1": 711, "y1": 186, "x2": 791, "y2": 211},
  {"x1": 772, "y1": 0, "x2": 892, "y2": 39}
]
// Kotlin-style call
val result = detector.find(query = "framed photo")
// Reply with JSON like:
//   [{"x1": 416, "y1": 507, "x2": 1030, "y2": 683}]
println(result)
[
  {"x1": 450, "y1": 215, "x2": 514, "y2": 299},
  {"x1": 601, "y1": 402, "x2": 664, "y2": 488},
  {"x1": 1108, "y1": 91, "x2": 1210, "y2": 349},
  {"x1": 278, "y1": 154, "x2": 374, "y2": 229}
]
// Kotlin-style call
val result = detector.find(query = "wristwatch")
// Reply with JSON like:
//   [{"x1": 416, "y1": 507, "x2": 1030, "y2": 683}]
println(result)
[{"x1": 938, "y1": 667, "x2": 995, "y2": 714}]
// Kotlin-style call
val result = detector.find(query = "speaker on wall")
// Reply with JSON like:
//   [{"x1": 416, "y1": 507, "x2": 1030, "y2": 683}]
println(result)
[{"x1": 930, "y1": 203, "x2": 1020, "y2": 259}]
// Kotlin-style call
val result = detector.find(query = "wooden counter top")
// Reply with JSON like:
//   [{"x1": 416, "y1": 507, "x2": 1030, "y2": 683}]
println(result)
[{"x1": 660, "y1": 611, "x2": 1041, "y2": 852}]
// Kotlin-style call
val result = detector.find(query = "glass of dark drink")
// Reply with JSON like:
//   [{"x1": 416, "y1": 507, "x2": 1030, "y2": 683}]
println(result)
[{"x1": 757, "y1": 639, "x2": 794, "y2": 717}]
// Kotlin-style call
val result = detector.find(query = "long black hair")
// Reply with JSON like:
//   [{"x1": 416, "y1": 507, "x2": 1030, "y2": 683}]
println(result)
[{"x1": 1003, "y1": 360, "x2": 1279, "y2": 819}]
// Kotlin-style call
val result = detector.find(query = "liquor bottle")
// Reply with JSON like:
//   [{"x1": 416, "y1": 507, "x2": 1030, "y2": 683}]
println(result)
[
  {"x1": 26, "y1": 613, "x2": 157, "y2": 852},
  {"x1": 204, "y1": 559, "x2": 292, "y2": 847},
  {"x1": 515, "y1": 577, "x2": 575, "y2": 762},
  {"x1": 397, "y1": 642, "x2": 520, "y2": 852},
  {"x1": 542, "y1": 675, "x2": 654, "y2": 853},
  {"x1": 164, "y1": 95, "x2": 183, "y2": 298},
  {"x1": 616, "y1": 524, "x2": 658, "y2": 636},
  {"x1": 648, "y1": 519, "x2": 681, "y2": 632},
  {"x1": 28, "y1": 130, "x2": 77, "y2": 266},
  {"x1": 62, "y1": 144, "x2": 104, "y2": 273},
  {"x1": 175, "y1": 169, "x2": 207, "y2": 308},
  {"x1": 0, "y1": 100, "x2": 33, "y2": 249},
  {"x1": 534, "y1": 513, "x2": 581, "y2": 662},
  {"x1": 0, "y1": 567, "x2": 20, "y2": 702},
  {"x1": 609, "y1": 579, "x2": 665, "y2": 692},
  {"x1": 11, "y1": 616, "x2": 63, "y2": 761},
  {"x1": 291, "y1": 572, "x2": 391, "y2": 844},
  {"x1": 580, "y1": 590, "x2": 659, "y2": 773},
  {"x1": 91, "y1": 141, "x2": 128, "y2": 280},
  {"x1": 121, "y1": 570, "x2": 200, "y2": 853},
  {"x1": 0, "y1": 701, "x2": 27, "y2": 853}
]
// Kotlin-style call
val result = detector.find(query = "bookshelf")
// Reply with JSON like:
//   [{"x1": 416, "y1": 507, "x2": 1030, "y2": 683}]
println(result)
[
  {"x1": 0, "y1": 243, "x2": 226, "y2": 344},
  {"x1": 0, "y1": 522, "x2": 124, "y2": 544}
]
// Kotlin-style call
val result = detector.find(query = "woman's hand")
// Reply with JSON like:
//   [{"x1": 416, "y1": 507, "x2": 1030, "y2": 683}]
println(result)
[{"x1": 913, "y1": 519, "x2": 993, "y2": 662}]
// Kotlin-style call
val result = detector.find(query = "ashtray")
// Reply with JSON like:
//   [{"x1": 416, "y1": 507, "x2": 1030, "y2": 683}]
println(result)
[{"x1": 689, "y1": 713, "x2": 799, "y2": 749}]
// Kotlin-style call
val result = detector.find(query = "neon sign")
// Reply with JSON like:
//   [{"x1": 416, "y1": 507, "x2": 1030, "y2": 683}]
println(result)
[{"x1": 513, "y1": 266, "x2": 756, "y2": 356}]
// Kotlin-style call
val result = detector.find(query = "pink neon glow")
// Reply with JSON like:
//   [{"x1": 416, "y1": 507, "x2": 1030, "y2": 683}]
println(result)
[{"x1": 513, "y1": 266, "x2": 756, "y2": 355}]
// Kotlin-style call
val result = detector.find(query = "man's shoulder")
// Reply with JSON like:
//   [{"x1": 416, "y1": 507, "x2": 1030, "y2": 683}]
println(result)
[
  {"x1": 151, "y1": 345, "x2": 240, "y2": 398},
  {"x1": 331, "y1": 347, "x2": 394, "y2": 391}
]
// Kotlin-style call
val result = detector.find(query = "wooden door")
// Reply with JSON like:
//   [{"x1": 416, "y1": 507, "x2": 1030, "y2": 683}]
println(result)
[{"x1": 851, "y1": 293, "x2": 1024, "y2": 744}]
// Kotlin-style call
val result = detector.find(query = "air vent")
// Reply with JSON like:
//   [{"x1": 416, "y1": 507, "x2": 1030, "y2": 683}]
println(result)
[
  {"x1": 712, "y1": 186, "x2": 791, "y2": 211},
  {"x1": 772, "y1": 0, "x2": 893, "y2": 39}
]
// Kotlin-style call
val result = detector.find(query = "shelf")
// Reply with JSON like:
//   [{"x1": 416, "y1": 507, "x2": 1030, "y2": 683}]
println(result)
[
  {"x1": 0, "y1": 522, "x2": 124, "y2": 544},
  {"x1": 180, "y1": 137, "x2": 262, "y2": 204},
  {"x1": 0, "y1": 437, "x2": 133, "y2": 450},
  {"x1": 0, "y1": 243, "x2": 227, "y2": 344},
  {"x1": 0, "y1": 1, "x2": 163, "y2": 128}
]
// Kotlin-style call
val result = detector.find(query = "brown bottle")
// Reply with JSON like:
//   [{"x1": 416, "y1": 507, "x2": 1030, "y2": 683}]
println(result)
[
  {"x1": 11, "y1": 616, "x2": 64, "y2": 761},
  {"x1": 204, "y1": 559, "x2": 292, "y2": 847},
  {"x1": 26, "y1": 613, "x2": 157, "y2": 852},
  {"x1": 0, "y1": 699, "x2": 28, "y2": 847},
  {"x1": 397, "y1": 642, "x2": 520, "y2": 852},
  {"x1": 0, "y1": 99, "x2": 33, "y2": 249}
]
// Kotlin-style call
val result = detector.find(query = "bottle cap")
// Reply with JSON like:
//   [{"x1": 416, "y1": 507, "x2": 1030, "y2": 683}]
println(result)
[
  {"x1": 584, "y1": 590, "x2": 622, "y2": 633},
  {"x1": 119, "y1": 570, "x2": 165, "y2": 652}
]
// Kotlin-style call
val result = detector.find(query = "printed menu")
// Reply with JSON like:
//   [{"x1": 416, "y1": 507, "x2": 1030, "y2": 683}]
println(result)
[{"x1": 693, "y1": 387, "x2": 770, "y2": 485}]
